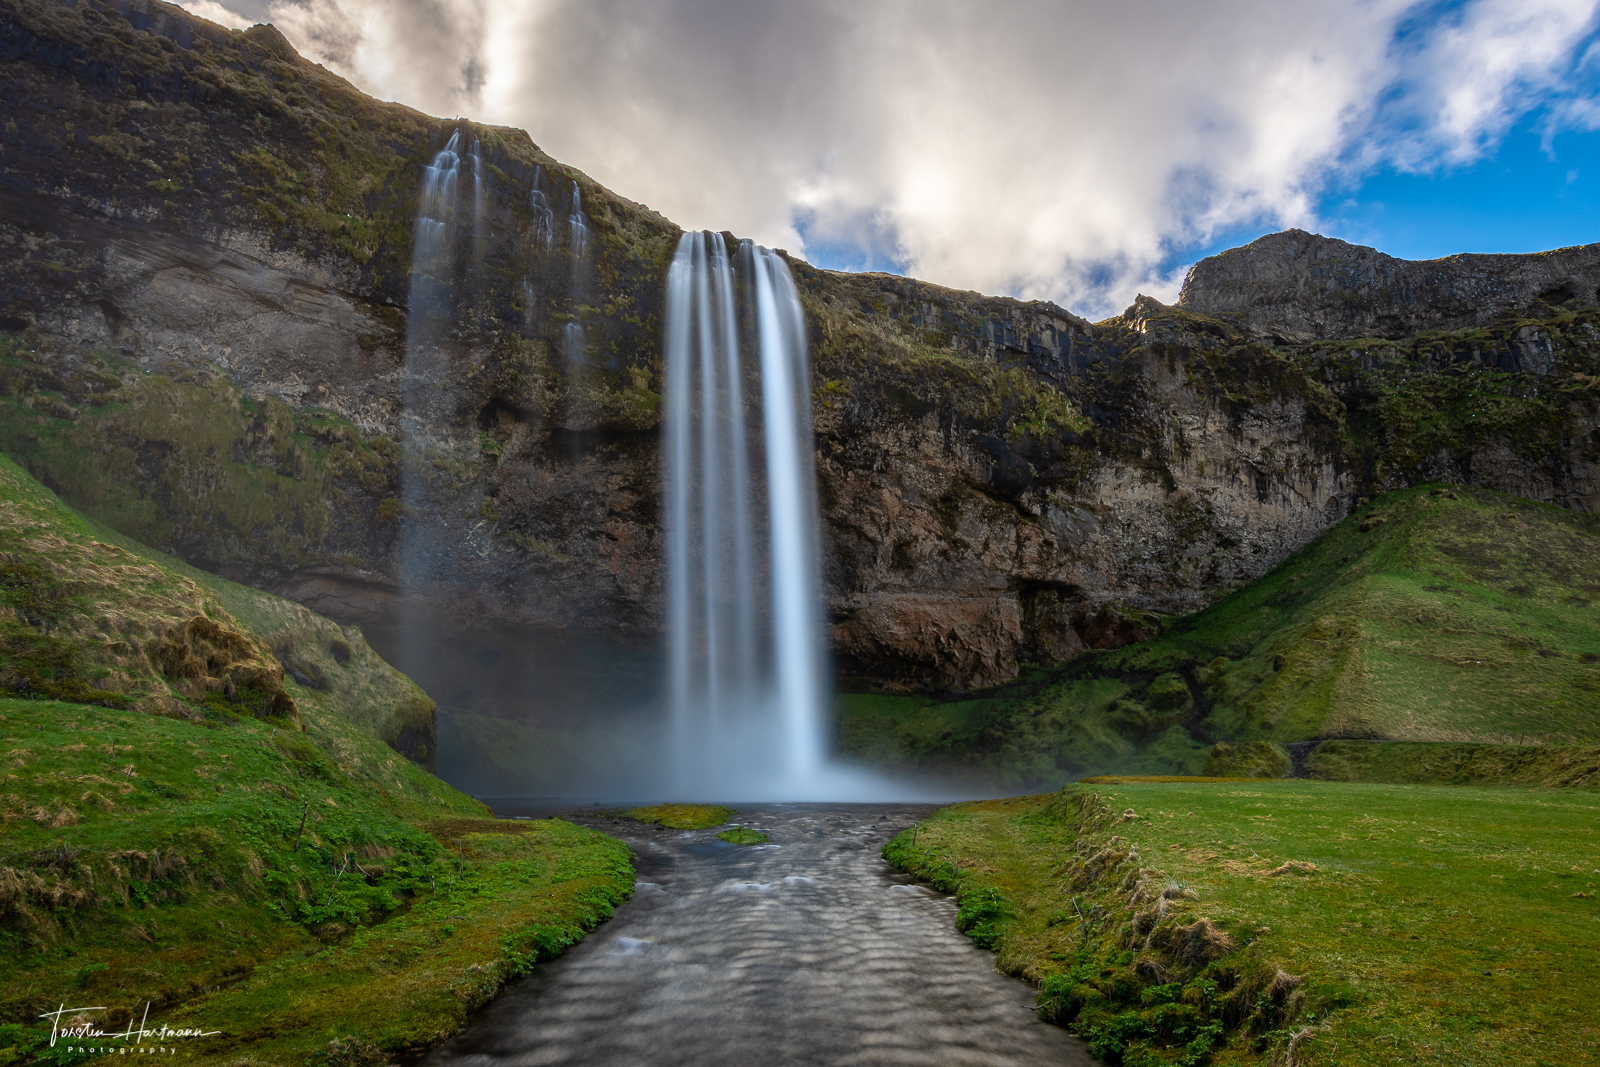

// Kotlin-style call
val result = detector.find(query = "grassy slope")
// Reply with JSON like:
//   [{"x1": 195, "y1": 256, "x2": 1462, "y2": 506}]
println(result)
[
  {"x1": 888, "y1": 781, "x2": 1600, "y2": 1067},
  {"x1": 838, "y1": 483, "x2": 1600, "y2": 788},
  {"x1": 78, "y1": 504, "x2": 440, "y2": 772},
  {"x1": 0, "y1": 461, "x2": 632, "y2": 1065}
]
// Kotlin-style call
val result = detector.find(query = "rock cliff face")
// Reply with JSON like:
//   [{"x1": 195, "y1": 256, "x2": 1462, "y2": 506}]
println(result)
[
  {"x1": 1179, "y1": 228, "x2": 1600, "y2": 342},
  {"x1": 3, "y1": 0, "x2": 1600, "y2": 693}
]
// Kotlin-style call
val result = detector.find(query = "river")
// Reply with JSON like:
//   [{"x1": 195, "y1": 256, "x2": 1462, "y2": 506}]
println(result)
[{"x1": 419, "y1": 802, "x2": 1093, "y2": 1066}]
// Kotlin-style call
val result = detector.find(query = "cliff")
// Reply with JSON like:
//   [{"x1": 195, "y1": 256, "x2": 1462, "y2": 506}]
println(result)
[
  {"x1": 840, "y1": 482, "x2": 1600, "y2": 788},
  {"x1": 1179, "y1": 227, "x2": 1600, "y2": 342},
  {"x1": 3, "y1": 0, "x2": 1599, "y2": 693}
]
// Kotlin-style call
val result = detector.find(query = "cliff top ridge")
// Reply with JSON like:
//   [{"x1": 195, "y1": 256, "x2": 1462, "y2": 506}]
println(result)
[{"x1": 1177, "y1": 227, "x2": 1600, "y2": 343}]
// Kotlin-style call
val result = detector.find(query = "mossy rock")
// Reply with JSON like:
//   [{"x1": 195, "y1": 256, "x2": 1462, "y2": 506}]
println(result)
[
  {"x1": 622, "y1": 803, "x2": 734, "y2": 830},
  {"x1": 715, "y1": 827, "x2": 769, "y2": 845},
  {"x1": 1203, "y1": 740, "x2": 1292, "y2": 778},
  {"x1": 1146, "y1": 671, "x2": 1195, "y2": 713}
]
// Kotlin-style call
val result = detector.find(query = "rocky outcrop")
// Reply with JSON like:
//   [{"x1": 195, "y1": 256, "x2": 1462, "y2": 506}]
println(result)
[
  {"x1": 802, "y1": 275, "x2": 1352, "y2": 688},
  {"x1": 3, "y1": 0, "x2": 1600, "y2": 693},
  {"x1": 1179, "y1": 228, "x2": 1600, "y2": 342}
]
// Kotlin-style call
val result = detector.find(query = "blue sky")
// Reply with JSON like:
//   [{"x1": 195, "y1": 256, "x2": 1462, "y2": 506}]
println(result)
[
  {"x1": 1152, "y1": 110, "x2": 1600, "y2": 287},
  {"x1": 1320, "y1": 116, "x2": 1600, "y2": 259}
]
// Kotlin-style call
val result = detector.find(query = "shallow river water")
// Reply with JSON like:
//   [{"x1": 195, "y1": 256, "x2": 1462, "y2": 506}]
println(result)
[{"x1": 420, "y1": 803, "x2": 1093, "y2": 1067}]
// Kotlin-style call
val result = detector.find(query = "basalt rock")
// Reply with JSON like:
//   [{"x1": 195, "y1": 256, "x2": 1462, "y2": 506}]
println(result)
[
  {"x1": 1179, "y1": 228, "x2": 1600, "y2": 342},
  {"x1": 3, "y1": 0, "x2": 1600, "y2": 693}
]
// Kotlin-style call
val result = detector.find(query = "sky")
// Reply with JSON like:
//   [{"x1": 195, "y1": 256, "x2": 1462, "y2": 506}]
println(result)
[{"x1": 177, "y1": 0, "x2": 1600, "y2": 319}]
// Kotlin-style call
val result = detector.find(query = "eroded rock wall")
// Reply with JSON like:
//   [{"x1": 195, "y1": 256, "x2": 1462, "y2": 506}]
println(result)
[{"x1": 1179, "y1": 228, "x2": 1600, "y2": 342}]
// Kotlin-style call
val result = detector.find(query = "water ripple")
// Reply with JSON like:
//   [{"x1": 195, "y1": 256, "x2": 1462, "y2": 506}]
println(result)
[{"x1": 420, "y1": 803, "x2": 1094, "y2": 1066}]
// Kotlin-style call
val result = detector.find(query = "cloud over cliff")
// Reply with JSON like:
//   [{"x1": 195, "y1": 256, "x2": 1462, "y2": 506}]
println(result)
[{"x1": 184, "y1": 0, "x2": 1600, "y2": 316}]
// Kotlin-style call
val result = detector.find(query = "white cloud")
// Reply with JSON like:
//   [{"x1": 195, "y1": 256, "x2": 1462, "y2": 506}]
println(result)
[
  {"x1": 203, "y1": 0, "x2": 1600, "y2": 315},
  {"x1": 275, "y1": 0, "x2": 489, "y2": 115},
  {"x1": 1374, "y1": 0, "x2": 1600, "y2": 168},
  {"x1": 171, "y1": 0, "x2": 258, "y2": 31}
]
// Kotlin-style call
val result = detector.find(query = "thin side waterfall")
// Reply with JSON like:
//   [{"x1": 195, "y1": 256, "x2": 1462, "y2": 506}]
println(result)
[
  {"x1": 562, "y1": 321, "x2": 585, "y2": 365},
  {"x1": 410, "y1": 128, "x2": 475, "y2": 317},
  {"x1": 663, "y1": 231, "x2": 826, "y2": 795},
  {"x1": 563, "y1": 180, "x2": 589, "y2": 367},
  {"x1": 530, "y1": 166, "x2": 555, "y2": 252},
  {"x1": 400, "y1": 127, "x2": 483, "y2": 659},
  {"x1": 522, "y1": 166, "x2": 555, "y2": 334},
  {"x1": 567, "y1": 181, "x2": 589, "y2": 259}
]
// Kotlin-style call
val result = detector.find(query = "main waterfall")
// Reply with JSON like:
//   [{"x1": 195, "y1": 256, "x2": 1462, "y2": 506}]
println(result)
[{"x1": 663, "y1": 232, "x2": 827, "y2": 795}]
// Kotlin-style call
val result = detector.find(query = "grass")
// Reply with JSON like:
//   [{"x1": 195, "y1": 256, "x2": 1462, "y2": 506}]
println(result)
[
  {"x1": 715, "y1": 827, "x2": 769, "y2": 845},
  {"x1": 837, "y1": 483, "x2": 1600, "y2": 790},
  {"x1": 0, "y1": 696, "x2": 634, "y2": 1066},
  {"x1": 886, "y1": 781, "x2": 1600, "y2": 1066},
  {"x1": 0, "y1": 460, "x2": 635, "y2": 1064},
  {"x1": 618, "y1": 804, "x2": 734, "y2": 831},
  {"x1": 0, "y1": 448, "x2": 436, "y2": 772},
  {"x1": 161, "y1": 818, "x2": 631, "y2": 1065}
]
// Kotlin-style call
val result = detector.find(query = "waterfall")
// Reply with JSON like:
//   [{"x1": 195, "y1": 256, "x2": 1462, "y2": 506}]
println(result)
[
  {"x1": 411, "y1": 128, "x2": 474, "y2": 316},
  {"x1": 662, "y1": 231, "x2": 826, "y2": 794},
  {"x1": 568, "y1": 181, "x2": 589, "y2": 259},
  {"x1": 562, "y1": 181, "x2": 589, "y2": 376},
  {"x1": 400, "y1": 126, "x2": 483, "y2": 622},
  {"x1": 530, "y1": 166, "x2": 555, "y2": 252},
  {"x1": 563, "y1": 321, "x2": 585, "y2": 365}
]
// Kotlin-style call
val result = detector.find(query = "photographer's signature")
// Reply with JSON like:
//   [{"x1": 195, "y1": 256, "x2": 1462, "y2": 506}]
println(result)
[{"x1": 39, "y1": 1002, "x2": 220, "y2": 1054}]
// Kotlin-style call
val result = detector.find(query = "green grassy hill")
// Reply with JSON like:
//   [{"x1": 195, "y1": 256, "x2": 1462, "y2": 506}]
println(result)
[
  {"x1": 838, "y1": 483, "x2": 1600, "y2": 787},
  {"x1": 0, "y1": 457, "x2": 632, "y2": 1065}
]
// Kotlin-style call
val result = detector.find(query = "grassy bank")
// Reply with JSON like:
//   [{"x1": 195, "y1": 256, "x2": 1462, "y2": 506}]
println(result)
[
  {"x1": 0, "y1": 458, "x2": 635, "y2": 1064},
  {"x1": 0, "y1": 698, "x2": 633, "y2": 1065},
  {"x1": 887, "y1": 780, "x2": 1600, "y2": 1066},
  {"x1": 839, "y1": 483, "x2": 1600, "y2": 789}
]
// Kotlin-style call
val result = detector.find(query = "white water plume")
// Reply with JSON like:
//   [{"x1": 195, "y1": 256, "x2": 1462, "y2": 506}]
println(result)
[{"x1": 662, "y1": 232, "x2": 903, "y2": 800}]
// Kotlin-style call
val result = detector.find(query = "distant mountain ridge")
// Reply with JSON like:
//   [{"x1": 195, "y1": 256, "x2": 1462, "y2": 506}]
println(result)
[{"x1": 1179, "y1": 228, "x2": 1600, "y2": 342}]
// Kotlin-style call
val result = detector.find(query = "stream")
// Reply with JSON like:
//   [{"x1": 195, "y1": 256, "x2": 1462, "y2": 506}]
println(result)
[{"x1": 419, "y1": 802, "x2": 1093, "y2": 1066}]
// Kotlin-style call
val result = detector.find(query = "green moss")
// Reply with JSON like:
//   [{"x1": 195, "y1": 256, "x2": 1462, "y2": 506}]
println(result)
[
  {"x1": 0, "y1": 459, "x2": 632, "y2": 1065},
  {"x1": 1305, "y1": 739, "x2": 1600, "y2": 787},
  {"x1": 0, "y1": 348, "x2": 402, "y2": 585},
  {"x1": 620, "y1": 803, "x2": 735, "y2": 830},
  {"x1": 1202, "y1": 740, "x2": 1292, "y2": 778},
  {"x1": 715, "y1": 827, "x2": 769, "y2": 845}
]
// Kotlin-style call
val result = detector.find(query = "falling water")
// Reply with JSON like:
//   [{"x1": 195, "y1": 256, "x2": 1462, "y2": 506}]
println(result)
[
  {"x1": 400, "y1": 127, "x2": 484, "y2": 667},
  {"x1": 561, "y1": 180, "x2": 590, "y2": 386},
  {"x1": 410, "y1": 128, "x2": 474, "y2": 314},
  {"x1": 567, "y1": 181, "x2": 589, "y2": 259},
  {"x1": 662, "y1": 231, "x2": 826, "y2": 795},
  {"x1": 530, "y1": 167, "x2": 555, "y2": 252},
  {"x1": 406, "y1": 125, "x2": 484, "y2": 425},
  {"x1": 562, "y1": 321, "x2": 586, "y2": 365}
]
